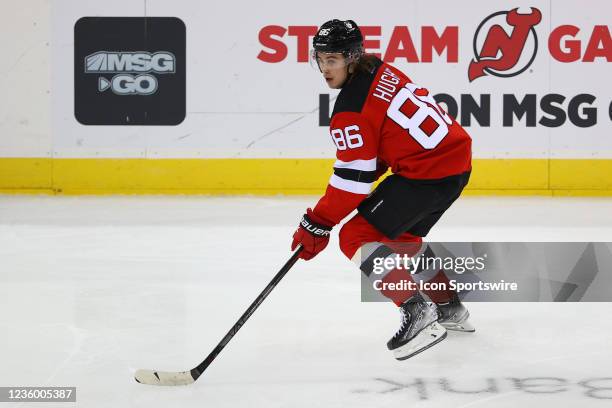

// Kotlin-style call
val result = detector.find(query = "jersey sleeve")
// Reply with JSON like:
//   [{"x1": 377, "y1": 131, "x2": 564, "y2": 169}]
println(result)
[{"x1": 313, "y1": 111, "x2": 380, "y2": 226}]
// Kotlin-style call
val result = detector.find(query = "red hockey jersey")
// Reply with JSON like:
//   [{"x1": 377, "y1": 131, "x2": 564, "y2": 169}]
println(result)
[{"x1": 313, "y1": 58, "x2": 472, "y2": 226}]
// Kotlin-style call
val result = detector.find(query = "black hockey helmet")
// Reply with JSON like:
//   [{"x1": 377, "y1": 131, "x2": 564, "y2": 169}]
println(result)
[{"x1": 312, "y1": 19, "x2": 363, "y2": 55}]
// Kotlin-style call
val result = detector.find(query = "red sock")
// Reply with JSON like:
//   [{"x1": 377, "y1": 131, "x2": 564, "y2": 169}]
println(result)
[
  {"x1": 379, "y1": 267, "x2": 418, "y2": 306},
  {"x1": 419, "y1": 270, "x2": 457, "y2": 304}
]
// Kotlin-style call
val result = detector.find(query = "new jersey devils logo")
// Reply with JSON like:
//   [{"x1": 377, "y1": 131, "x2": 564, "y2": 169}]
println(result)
[{"x1": 469, "y1": 8, "x2": 542, "y2": 82}]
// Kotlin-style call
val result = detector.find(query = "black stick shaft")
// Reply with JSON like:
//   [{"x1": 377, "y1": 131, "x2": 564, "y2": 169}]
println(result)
[{"x1": 190, "y1": 246, "x2": 303, "y2": 380}]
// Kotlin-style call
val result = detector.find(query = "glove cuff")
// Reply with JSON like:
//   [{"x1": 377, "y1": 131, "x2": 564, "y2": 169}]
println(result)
[
  {"x1": 301, "y1": 212, "x2": 332, "y2": 237},
  {"x1": 306, "y1": 208, "x2": 334, "y2": 228}
]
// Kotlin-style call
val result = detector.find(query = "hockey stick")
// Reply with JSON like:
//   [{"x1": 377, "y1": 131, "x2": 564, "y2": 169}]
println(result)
[{"x1": 134, "y1": 245, "x2": 303, "y2": 386}]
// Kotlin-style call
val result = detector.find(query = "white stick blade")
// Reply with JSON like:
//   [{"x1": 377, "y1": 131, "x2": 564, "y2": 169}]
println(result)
[{"x1": 134, "y1": 369, "x2": 195, "y2": 386}]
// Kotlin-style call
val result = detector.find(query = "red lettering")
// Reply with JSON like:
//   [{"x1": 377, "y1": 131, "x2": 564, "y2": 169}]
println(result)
[
  {"x1": 384, "y1": 26, "x2": 419, "y2": 63},
  {"x1": 361, "y1": 26, "x2": 382, "y2": 58},
  {"x1": 257, "y1": 25, "x2": 287, "y2": 63},
  {"x1": 550, "y1": 25, "x2": 612, "y2": 63},
  {"x1": 257, "y1": 24, "x2": 461, "y2": 64},
  {"x1": 549, "y1": 25, "x2": 581, "y2": 62},
  {"x1": 288, "y1": 26, "x2": 318, "y2": 62},
  {"x1": 421, "y1": 26, "x2": 458, "y2": 63},
  {"x1": 583, "y1": 25, "x2": 612, "y2": 62}
]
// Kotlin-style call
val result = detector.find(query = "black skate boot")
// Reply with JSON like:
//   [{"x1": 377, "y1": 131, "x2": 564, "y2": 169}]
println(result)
[
  {"x1": 387, "y1": 293, "x2": 447, "y2": 360},
  {"x1": 437, "y1": 292, "x2": 475, "y2": 332}
]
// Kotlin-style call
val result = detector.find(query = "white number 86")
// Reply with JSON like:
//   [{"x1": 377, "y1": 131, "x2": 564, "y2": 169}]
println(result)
[{"x1": 331, "y1": 125, "x2": 364, "y2": 150}]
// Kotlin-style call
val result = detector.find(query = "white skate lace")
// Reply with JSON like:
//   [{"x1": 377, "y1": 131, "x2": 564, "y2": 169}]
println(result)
[{"x1": 394, "y1": 308, "x2": 409, "y2": 337}]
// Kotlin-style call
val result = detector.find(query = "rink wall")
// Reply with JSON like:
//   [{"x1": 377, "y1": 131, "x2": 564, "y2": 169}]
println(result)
[
  {"x1": 1, "y1": 1, "x2": 611, "y2": 195},
  {"x1": 3, "y1": 158, "x2": 612, "y2": 196}
]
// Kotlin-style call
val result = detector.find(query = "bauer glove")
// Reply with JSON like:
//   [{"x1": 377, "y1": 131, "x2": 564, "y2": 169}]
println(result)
[{"x1": 291, "y1": 208, "x2": 333, "y2": 260}]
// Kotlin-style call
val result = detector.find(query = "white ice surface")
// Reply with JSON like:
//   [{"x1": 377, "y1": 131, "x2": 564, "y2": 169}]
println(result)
[{"x1": 1, "y1": 195, "x2": 612, "y2": 407}]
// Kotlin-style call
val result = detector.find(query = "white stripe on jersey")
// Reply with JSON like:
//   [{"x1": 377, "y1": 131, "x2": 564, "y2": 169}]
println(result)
[
  {"x1": 329, "y1": 174, "x2": 372, "y2": 194},
  {"x1": 333, "y1": 158, "x2": 377, "y2": 171}
]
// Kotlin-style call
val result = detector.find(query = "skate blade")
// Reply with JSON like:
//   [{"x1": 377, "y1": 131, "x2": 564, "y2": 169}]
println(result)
[
  {"x1": 440, "y1": 311, "x2": 476, "y2": 332},
  {"x1": 392, "y1": 322, "x2": 447, "y2": 361},
  {"x1": 441, "y1": 319, "x2": 476, "y2": 332}
]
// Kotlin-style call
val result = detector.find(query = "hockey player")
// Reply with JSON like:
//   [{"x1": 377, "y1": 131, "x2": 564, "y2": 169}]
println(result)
[{"x1": 290, "y1": 19, "x2": 474, "y2": 360}]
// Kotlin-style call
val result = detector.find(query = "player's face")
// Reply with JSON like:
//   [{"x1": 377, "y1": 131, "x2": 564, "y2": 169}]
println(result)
[{"x1": 315, "y1": 52, "x2": 349, "y2": 89}]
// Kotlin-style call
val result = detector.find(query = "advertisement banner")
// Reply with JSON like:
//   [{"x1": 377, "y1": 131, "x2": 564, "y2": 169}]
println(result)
[{"x1": 48, "y1": 0, "x2": 611, "y2": 159}]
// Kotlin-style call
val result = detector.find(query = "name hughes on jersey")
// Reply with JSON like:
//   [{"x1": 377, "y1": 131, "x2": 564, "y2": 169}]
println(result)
[{"x1": 373, "y1": 68, "x2": 402, "y2": 103}]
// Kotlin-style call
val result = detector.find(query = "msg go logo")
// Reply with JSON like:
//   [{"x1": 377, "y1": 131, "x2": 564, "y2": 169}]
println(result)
[
  {"x1": 84, "y1": 51, "x2": 176, "y2": 95},
  {"x1": 74, "y1": 16, "x2": 185, "y2": 125}
]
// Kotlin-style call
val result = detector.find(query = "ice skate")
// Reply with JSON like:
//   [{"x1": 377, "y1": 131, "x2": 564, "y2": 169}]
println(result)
[
  {"x1": 437, "y1": 292, "x2": 475, "y2": 332},
  {"x1": 387, "y1": 293, "x2": 447, "y2": 360}
]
